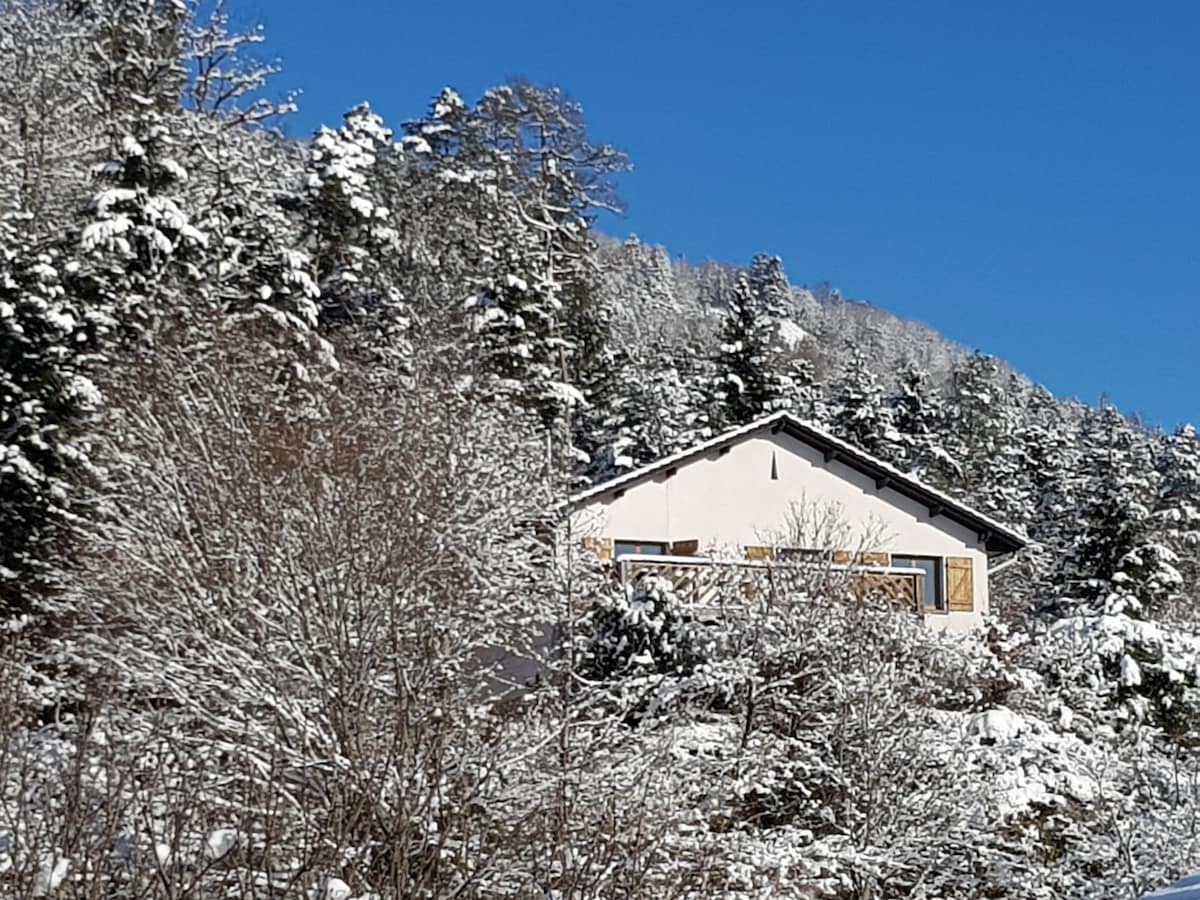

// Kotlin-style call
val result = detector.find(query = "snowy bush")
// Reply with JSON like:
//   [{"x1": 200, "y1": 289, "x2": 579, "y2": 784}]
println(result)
[{"x1": 580, "y1": 575, "x2": 720, "y2": 681}]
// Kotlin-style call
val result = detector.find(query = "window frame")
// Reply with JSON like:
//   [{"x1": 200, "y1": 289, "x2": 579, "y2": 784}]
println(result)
[
  {"x1": 890, "y1": 554, "x2": 947, "y2": 614},
  {"x1": 613, "y1": 539, "x2": 670, "y2": 558}
]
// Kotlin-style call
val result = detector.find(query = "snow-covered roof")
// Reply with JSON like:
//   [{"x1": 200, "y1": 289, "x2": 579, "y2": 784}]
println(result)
[{"x1": 570, "y1": 411, "x2": 1028, "y2": 554}]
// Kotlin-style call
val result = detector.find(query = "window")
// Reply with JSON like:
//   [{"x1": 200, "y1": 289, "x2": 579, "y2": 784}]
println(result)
[
  {"x1": 614, "y1": 540, "x2": 668, "y2": 557},
  {"x1": 891, "y1": 555, "x2": 945, "y2": 612}
]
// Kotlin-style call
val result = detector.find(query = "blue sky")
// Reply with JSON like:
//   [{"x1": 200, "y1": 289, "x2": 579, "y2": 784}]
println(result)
[{"x1": 246, "y1": 0, "x2": 1200, "y2": 429}]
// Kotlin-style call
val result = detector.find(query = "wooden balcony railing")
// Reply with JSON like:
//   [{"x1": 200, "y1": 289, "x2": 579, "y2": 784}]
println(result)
[{"x1": 614, "y1": 554, "x2": 926, "y2": 617}]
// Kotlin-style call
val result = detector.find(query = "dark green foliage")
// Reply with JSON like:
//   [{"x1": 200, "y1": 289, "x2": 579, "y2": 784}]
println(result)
[
  {"x1": 829, "y1": 347, "x2": 890, "y2": 456},
  {"x1": 0, "y1": 218, "x2": 107, "y2": 619},
  {"x1": 885, "y1": 361, "x2": 944, "y2": 473},
  {"x1": 713, "y1": 273, "x2": 781, "y2": 427},
  {"x1": 1059, "y1": 406, "x2": 1157, "y2": 605},
  {"x1": 580, "y1": 576, "x2": 716, "y2": 680}
]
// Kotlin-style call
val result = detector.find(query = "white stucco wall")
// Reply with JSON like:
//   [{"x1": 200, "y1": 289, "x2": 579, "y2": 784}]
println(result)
[{"x1": 571, "y1": 430, "x2": 991, "y2": 633}]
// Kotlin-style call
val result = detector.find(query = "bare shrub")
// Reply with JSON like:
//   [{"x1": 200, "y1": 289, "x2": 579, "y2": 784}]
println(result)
[{"x1": 0, "y1": 337, "x2": 570, "y2": 897}]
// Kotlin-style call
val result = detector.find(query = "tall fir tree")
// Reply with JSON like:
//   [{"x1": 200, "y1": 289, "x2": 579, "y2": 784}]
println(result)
[
  {"x1": 828, "y1": 347, "x2": 891, "y2": 455},
  {"x1": 1153, "y1": 423, "x2": 1200, "y2": 605},
  {"x1": 0, "y1": 216, "x2": 109, "y2": 623},
  {"x1": 75, "y1": 112, "x2": 209, "y2": 342},
  {"x1": 746, "y1": 253, "x2": 792, "y2": 322},
  {"x1": 300, "y1": 103, "x2": 409, "y2": 367},
  {"x1": 1058, "y1": 405, "x2": 1178, "y2": 616},
  {"x1": 614, "y1": 236, "x2": 679, "y2": 327},
  {"x1": 401, "y1": 82, "x2": 627, "y2": 426},
  {"x1": 937, "y1": 352, "x2": 1029, "y2": 523},
  {"x1": 884, "y1": 361, "x2": 947, "y2": 474},
  {"x1": 77, "y1": 0, "x2": 189, "y2": 128},
  {"x1": 781, "y1": 355, "x2": 824, "y2": 422},
  {"x1": 712, "y1": 272, "x2": 782, "y2": 427}
]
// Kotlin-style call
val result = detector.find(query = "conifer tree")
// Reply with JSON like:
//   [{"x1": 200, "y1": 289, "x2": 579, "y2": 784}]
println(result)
[
  {"x1": 75, "y1": 112, "x2": 209, "y2": 341},
  {"x1": 1014, "y1": 388, "x2": 1084, "y2": 599},
  {"x1": 402, "y1": 82, "x2": 627, "y2": 425},
  {"x1": 1153, "y1": 423, "x2": 1200, "y2": 601},
  {"x1": 746, "y1": 252, "x2": 792, "y2": 322},
  {"x1": 300, "y1": 103, "x2": 409, "y2": 366},
  {"x1": 1060, "y1": 405, "x2": 1177, "y2": 616},
  {"x1": 828, "y1": 347, "x2": 891, "y2": 455},
  {"x1": 885, "y1": 361, "x2": 945, "y2": 473},
  {"x1": 615, "y1": 236, "x2": 678, "y2": 327},
  {"x1": 781, "y1": 355, "x2": 824, "y2": 421},
  {"x1": 937, "y1": 352, "x2": 1029, "y2": 521},
  {"x1": 76, "y1": 0, "x2": 189, "y2": 126},
  {"x1": 713, "y1": 272, "x2": 781, "y2": 427},
  {"x1": 584, "y1": 347, "x2": 664, "y2": 480},
  {"x1": 402, "y1": 87, "x2": 566, "y2": 414},
  {"x1": 0, "y1": 216, "x2": 108, "y2": 622}
]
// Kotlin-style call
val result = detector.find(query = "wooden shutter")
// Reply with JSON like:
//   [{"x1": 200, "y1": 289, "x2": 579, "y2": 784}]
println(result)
[
  {"x1": 831, "y1": 550, "x2": 852, "y2": 565},
  {"x1": 671, "y1": 539, "x2": 699, "y2": 556},
  {"x1": 745, "y1": 545, "x2": 775, "y2": 561},
  {"x1": 859, "y1": 551, "x2": 890, "y2": 566},
  {"x1": 947, "y1": 557, "x2": 974, "y2": 611},
  {"x1": 580, "y1": 537, "x2": 614, "y2": 561}
]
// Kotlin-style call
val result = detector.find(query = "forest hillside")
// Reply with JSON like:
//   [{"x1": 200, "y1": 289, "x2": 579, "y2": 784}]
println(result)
[{"x1": 2, "y1": 2, "x2": 1200, "y2": 898}]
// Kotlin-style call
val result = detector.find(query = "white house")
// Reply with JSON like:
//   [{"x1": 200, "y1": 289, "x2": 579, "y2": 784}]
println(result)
[{"x1": 569, "y1": 411, "x2": 1027, "y2": 633}]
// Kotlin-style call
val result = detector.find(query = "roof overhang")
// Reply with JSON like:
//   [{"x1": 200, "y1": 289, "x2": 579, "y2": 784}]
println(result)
[{"x1": 569, "y1": 412, "x2": 1028, "y2": 555}]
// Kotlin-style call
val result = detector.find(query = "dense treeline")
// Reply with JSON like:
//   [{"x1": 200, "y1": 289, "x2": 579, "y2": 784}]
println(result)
[{"x1": 3, "y1": 1, "x2": 1200, "y2": 897}]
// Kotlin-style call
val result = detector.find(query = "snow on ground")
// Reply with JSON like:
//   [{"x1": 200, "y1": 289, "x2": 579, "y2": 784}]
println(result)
[{"x1": 1143, "y1": 873, "x2": 1200, "y2": 898}]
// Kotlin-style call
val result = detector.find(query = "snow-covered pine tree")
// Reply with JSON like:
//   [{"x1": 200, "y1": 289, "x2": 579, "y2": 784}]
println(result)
[
  {"x1": 193, "y1": 122, "x2": 334, "y2": 387},
  {"x1": 780, "y1": 354, "x2": 824, "y2": 421},
  {"x1": 1154, "y1": 423, "x2": 1200, "y2": 607},
  {"x1": 937, "y1": 352, "x2": 1030, "y2": 523},
  {"x1": 401, "y1": 87, "x2": 562, "y2": 414},
  {"x1": 487, "y1": 82, "x2": 625, "y2": 426},
  {"x1": 999, "y1": 386, "x2": 1085, "y2": 611},
  {"x1": 746, "y1": 252, "x2": 792, "y2": 322},
  {"x1": 712, "y1": 271, "x2": 783, "y2": 427},
  {"x1": 402, "y1": 82, "x2": 627, "y2": 426},
  {"x1": 585, "y1": 346, "x2": 699, "y2": 481},
  {"x1": 74, "y1": 112, "x2": 208, "y2": 342},
  {"x1": 0, "y1": 215, "x2": 109, "y2": 624},
  {"x1": 609, "y1": 236, "x2": 679, "y2": 335},
  {"x1": 1060, "y1": 404, "x2": 1175, "y2": 617},
  {"x1": 300, "y1": 103, "x2": 409, "y2": 367},
  {"x1": 76, "y1": 0, "x2": 189, "y2": 126},
  {"x1": 884, "y1": 360, "x2": 947, "y2": 474},
  {"x1": 828, "y1": 346, "x2": 892, "y2": 455},
  {"x1": 393, "y1": 85, "x2": 478, "y2": 309},
  {"x1": 745, "y1": 253, "x2": 823, "y2": 419},
  {"x1": 1038, "y1": 405, "x2": 1195, "y2": 739},
  {"x1": 563, "y1": 275, "x2": 619, "y2": 475}
]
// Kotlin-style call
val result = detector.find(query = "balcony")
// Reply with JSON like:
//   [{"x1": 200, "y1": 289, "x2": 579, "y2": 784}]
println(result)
[{"x1": 613, "y1": 553, "x2": 928, "y2": 619}]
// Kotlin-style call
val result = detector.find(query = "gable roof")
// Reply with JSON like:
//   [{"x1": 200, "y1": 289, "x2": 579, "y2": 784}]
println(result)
[{"x1": 570, "y1": 411, "x2": 1027, "y2": 555}]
